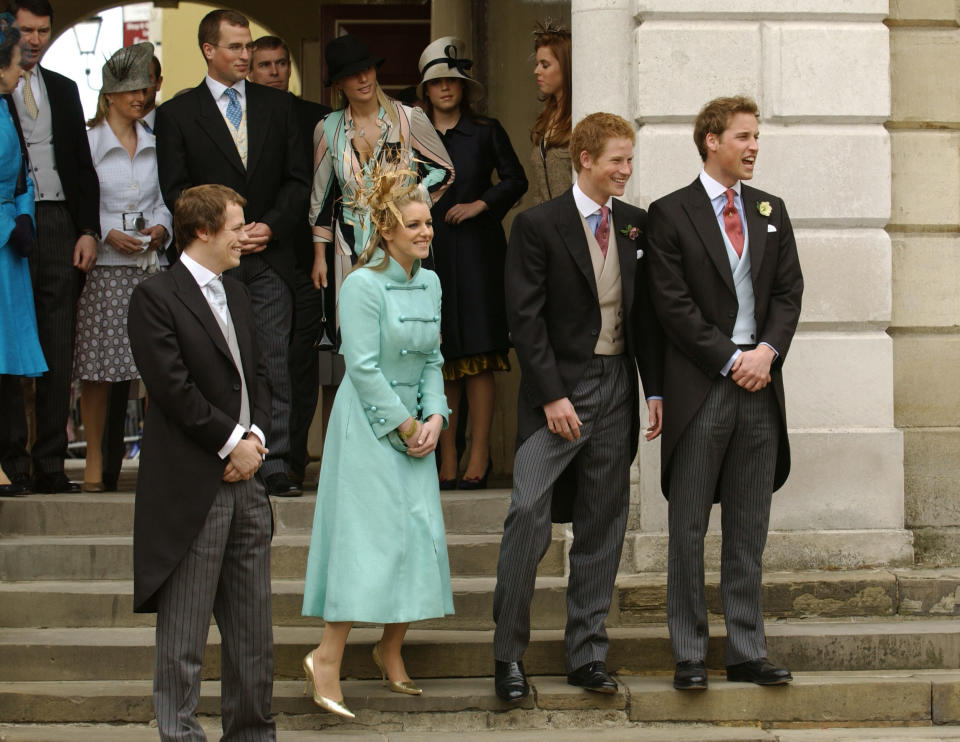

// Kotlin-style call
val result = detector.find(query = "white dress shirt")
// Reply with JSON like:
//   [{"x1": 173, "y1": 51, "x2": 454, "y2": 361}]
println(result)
[
  {"x1": 178, "y1": 252, "x2": 266, "y2": 459},
  {"x1": 13, "y1": 68, "x2": 43, "y2": 114},
  {"x1": 87, "y1": 121, "x2": 172, "y2": 269},
  {"x1": 205, "y1": 75, "x2": 246, "y2": 119}
]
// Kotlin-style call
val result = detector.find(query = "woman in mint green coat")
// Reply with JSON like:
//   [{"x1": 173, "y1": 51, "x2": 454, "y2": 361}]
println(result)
[{"x1": 301, "y1": 176, "x2": 453, "y2": 719}]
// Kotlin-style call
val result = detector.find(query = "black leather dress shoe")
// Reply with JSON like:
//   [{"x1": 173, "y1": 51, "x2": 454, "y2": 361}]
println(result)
[
  {"x1": 265, "y1": 473, "x2": 302, "y2": 497},
  {"x1": 0, "y1": 483, "x2": 28, "y2": 496},
  {"x1": 674, "y1": 660, "x2": 708, "y2": 690},
  {"x1": 726, "y1": 658, "x2": 792, "y2": 685},
  {"x1": 494, "y1": 660, "x2": 529, "y2": 702},
  {"x1": 567, "y1": 660, "x2": 617, "y2": 694},
  {"x1": 32, "y1": 473, "x2": 80, "y2": 494},
  {"x1": 102, "y1": 472, "x2": 119, "y2": 492}
]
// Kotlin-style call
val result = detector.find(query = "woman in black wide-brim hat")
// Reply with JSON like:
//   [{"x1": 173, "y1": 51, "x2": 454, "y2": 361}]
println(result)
[{"x1": 307, "y1": 33, "x2": 454, "y2": 449}]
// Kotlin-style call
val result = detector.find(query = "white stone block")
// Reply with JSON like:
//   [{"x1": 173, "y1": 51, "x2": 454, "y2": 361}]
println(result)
[
  {"x1": 635, "y1": 22, "x2": 761, "y2": 121},
  {"x1": 635, "y1": 124, "x2": 890, "y2": 225},
  {"x1": 634, "y1": 0, "x2": 888, "y2": 21},
  {"x1": 638, "y1": 429, "x2": 904, "y2": 532},
  {"x1": 572, "y1": 1, "x2": 634, "y2": 124},
  {"x1": 796, "y1": 228, "x2": 891, "y2": 325},
  {"x1": 891, "y1": 29, "x2": 960, "y2": 125},
  {"x1": 764, "y1": 23, "x2": 889, "y2": 121}
]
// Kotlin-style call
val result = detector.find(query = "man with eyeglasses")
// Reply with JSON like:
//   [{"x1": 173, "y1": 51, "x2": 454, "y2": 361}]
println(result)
[{"x1": 155, "y1": 8, "x2": 311, "y2": 498}]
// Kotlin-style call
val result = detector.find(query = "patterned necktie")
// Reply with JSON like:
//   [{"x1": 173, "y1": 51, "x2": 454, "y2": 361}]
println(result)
[
  {"x1": 224, "y1": 87, "x2": 242, "y2": 130},
  {"x1": 22, "y1": 70, "x2": 39, "y2": 119},
  {"x1": 206, "y1": 276, "x2": 228, "y2": 326},
  {"x1": 595, "y1": 205, "x2": 610, "y2": 258},
  {"x1": 723, "y1": 188, "x2": 744, "y2": 258}
]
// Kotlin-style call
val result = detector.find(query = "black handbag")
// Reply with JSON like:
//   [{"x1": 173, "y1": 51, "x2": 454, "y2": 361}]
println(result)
[{"x1": 313, "y1": 288, "x2": 338, "y2": 352}]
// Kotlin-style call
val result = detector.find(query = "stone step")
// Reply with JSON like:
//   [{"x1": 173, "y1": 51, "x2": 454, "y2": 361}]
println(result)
[
  {"x1": 0, "y1": 490, "x2": 515, "y2": 537},
  {"x1": 0, "y1": 529, "x2": 564, "y2": 581},
  {"x1": 0, "y1": 671, "x2": 959, "y2": 730},
  {"x1": 1, "y1": 620, "x2": 959, "y2": 682},
  {"x1": 4, "y1": 569, "x2": 959, "y2": 629},
  {"x1": 0, "y1": 576, "x2": 567, "y2": 630},
  {"x1": 0, "y1": 724, "x2": 794, "y2": 742}
]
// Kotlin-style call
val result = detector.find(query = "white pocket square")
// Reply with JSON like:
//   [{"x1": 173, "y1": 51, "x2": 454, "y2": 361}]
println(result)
[
  {"x1": 767, "y1": 224, "x2": 777, "y2": 233},
  {"x1": 636, "y1": 248, "x2": 644, "y2": 259}
]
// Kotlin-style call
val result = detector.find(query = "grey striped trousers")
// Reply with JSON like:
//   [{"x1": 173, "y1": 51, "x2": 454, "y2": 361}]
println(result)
[
  {"x1": 153, "y1": 478, "x2": 275, "y2": 742},
  {"x1": 494, "y1": 355, "x2": 633, "y2": 671},
  {"x1": 666, "y1": 375, "x2": 779, "y2": 666}
]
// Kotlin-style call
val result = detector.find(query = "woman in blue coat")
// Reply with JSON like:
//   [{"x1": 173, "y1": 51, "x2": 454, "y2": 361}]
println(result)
[
  {"x1": 301, "y1": 171, "x2": 453, "y2": 718},
  {"x1": 0, "y1": 18, "x2": 46, "y2": 496}
]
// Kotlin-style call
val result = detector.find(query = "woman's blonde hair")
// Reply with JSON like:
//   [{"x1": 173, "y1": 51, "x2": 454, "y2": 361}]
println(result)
[
  {"x1": 335, "y1": 80, "x2": 400, "y2": 130},
  {"x1": 354, "y1": 166, "x2": 430, "y2": 272},
  {"x1": 86, "y1": 92, "x2": 110, "y2": 128}
]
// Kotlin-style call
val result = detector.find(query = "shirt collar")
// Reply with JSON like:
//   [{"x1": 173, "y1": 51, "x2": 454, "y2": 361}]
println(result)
[
  {"x1": 572, "y1": 181, "x2": 613, "y2": 219},
  {"x1": 88, "y1": 120, "x2": 155, "y2": 165},
  {"x1": 205, "y1": 74, "x2": 245, "y2": 103},
  {"x1": 699, "y1": 169, "x2": 741, "y2": 202},
  {"x1": 179, "y1": 251, "x2": 221, "y2": 289}
]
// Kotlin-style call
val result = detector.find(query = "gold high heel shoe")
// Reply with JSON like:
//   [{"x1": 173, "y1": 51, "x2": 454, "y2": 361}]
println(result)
[
  {"x1": 372, "y1": 642, "x2": 422, "y2": 695},
  {"x1": 302, "y1": 650, "x2": 355, "y2": 719}
]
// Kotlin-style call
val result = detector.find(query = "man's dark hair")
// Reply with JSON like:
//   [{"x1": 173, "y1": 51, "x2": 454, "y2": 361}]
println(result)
[
  {"x1": 174, "y1": 184, "x2": 247, "y2": 252},
  {"x1": 150, "y1": 55, "x2": 161, "y2": 81},
  {"x1": 0, "y1": 23, "x2": 19, "y2": 68},
  {"x1": 7, "y1": 0, "x2": 52, "y2": 22},
  {"x1": 250, "y1": 35, "x2": 288, "y2": 59},
  {"x1": 197, "y1": 9, "x2": 249, "y2": 50}
]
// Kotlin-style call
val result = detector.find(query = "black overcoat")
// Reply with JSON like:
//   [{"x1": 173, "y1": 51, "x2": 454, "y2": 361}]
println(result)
[
  {"x1": 127, "y1": 262, "x2": 272, "y2": 612},
  {"x1": 505, "y1": 188, "x2": 663, "y2": 521},
  {"x1": 154, "y1": 81, "x2": 311, "y2": 286},
  {"x1": 431, "y1": 116, "x2": 527, "y2": 360},
  {"x1": 646, "y1": 178, "x2": 804, "y2": 499}
]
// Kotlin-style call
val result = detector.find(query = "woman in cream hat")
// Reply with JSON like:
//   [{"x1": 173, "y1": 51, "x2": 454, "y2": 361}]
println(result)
[
  {"x1": 74, "y1": 42, "x2": 171, "y2": 491},
  {"x1": 418, "y1": 37, "x2": 528, "y2": 490}
]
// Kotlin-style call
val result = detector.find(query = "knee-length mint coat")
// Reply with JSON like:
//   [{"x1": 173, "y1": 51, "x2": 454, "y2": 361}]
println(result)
[{"x1": 302, "y1": 250, "x2": 454, "y2": 623}]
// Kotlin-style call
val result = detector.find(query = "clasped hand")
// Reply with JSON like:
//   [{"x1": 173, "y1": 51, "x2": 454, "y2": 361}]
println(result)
[
  {"x1": 223, "y1": 435, "x2": 268, "y2": 482},
  {"x1": 401, "y1": 415, "x2": 443, "y2": 457},
  {"x1": 731, "y1": 345, "x2": 775, "y2": 392},
  {"x1": 239, "y1": 222, "x2": 272, "y2": 254}
]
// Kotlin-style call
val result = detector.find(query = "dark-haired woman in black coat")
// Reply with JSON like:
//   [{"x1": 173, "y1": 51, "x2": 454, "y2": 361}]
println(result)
[{"x1": 419, "y1": 38, "x2": 528, "y2": 489}]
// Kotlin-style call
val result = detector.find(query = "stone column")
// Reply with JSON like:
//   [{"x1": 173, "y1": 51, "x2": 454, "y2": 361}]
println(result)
[
  {"x1": 431, "y1": 0, "x2": 472, "y2": 42},
  {"x1": 571, "y1": 0, "x2": 910, "y2": 571}
]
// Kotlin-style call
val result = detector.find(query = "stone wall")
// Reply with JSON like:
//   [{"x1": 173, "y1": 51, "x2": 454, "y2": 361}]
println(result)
[
  {"x1": 888, "y1": 0, "x2": 960, "y2": 566},
  {"x1": 570, "y1": 0, "x2": 911, "y2": 570}
]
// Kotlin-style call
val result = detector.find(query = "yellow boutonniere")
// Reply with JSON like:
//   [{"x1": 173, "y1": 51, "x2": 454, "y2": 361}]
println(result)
[{"x1": 757, "y1": 201, "x2": 772, "y2": 217}]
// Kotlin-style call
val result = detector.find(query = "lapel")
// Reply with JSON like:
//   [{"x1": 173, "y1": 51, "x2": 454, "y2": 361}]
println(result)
[
  {"x1": 170, "y1": 261, "x2": 233, "y2": 366},
  {"x1": 243, "y1": 82, "x2": 270, "y2": 179},
  {"x1": 223, "y1": 277, "x2": 255, "y2": 387},
  {"x1": 741, "y1": 184, "x2": 767, "y2": 285},
  {"x1": 611, "y1": 199, "x2": 636, "y2": 318},
  {"x1": 554, "y1": 189, "x2": 598, "y2": 301},
  {"x1": 193, "y1": 82, "x2": 245, "y2": 177},
  {"x1": 680, "y1": 178, "x2": 736, "y2": 297}
]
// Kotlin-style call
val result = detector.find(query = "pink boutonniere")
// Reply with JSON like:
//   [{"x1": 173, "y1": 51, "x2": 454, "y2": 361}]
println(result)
[{"x1": 620, "y1": 225, "x2": 641, "y2": 241}]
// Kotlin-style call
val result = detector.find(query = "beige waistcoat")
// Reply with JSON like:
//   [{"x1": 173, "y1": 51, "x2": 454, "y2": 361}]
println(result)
[{"x1": 580, "y1": 214, "x2": 625, "y2": 355}]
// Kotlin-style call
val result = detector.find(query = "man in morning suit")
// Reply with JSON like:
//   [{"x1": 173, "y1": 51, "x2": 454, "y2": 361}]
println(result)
[
  {"x1": 646, "y1": 96, "x2": 803, "y2": 690},
  {"x1": 128, "y1": 184, "x2": 275, "y2": 741},
  {"x1": 493, "y1": 113, "x2": 663, "y2": 701},
  {"x1": 248, "y1": 34, "x2": 333, "y2": 492},
  {"x1": 155, "y1": 8, "x2": 311, "y2": 497},
  {"x1": 0, "y1": 0, "x2": 99, "y2": 494}
]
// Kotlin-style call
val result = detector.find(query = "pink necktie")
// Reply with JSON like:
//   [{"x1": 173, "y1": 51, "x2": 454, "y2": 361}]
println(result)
[
  {"x1": 723, "y1": 189, "x2": 744, "y2": 258},
  {"x1": 595, "y1": 205, "x2": 610, "y2": 258}
]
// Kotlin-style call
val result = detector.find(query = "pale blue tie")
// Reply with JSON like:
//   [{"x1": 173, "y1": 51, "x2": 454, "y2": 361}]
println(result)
[{"x1": 224, "y1": 88, "x2": 242, "y2": 130}]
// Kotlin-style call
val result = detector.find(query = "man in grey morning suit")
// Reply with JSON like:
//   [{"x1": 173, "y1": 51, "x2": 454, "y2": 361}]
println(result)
[
  {"x1": 646, "y1": 96, "x2": 804, "y2": 690},
  {"x1": 128, "y1": 185, "x2": 275, "y2": 740},
  {"x1": 493, "y1": 113, "x2": 663, "y2": 701}
]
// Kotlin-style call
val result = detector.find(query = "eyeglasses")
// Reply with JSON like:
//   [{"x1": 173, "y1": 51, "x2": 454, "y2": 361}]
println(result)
[{"x1": 210, "y1": 42, "x2": 255, "y2": 53}]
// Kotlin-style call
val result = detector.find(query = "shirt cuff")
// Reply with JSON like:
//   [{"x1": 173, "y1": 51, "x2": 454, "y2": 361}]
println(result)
[
  {"x1": 760, "y1": 341, "x2": 779, "y2": 360},
  {"x1": 218, "y1": 424, "x2": 246, "y2": 459},
  {"x1": 645, "y1": 396, "x2": 663, "y2": 401},
  {"x1": 720, "y1": 349, "x2": 742, "y2": 377},
  {"x1": 248, "y1": 425, "x2": 266, "y2": 452}
]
